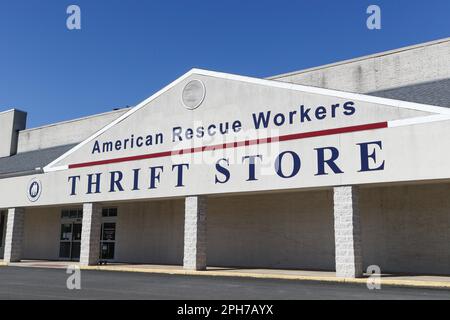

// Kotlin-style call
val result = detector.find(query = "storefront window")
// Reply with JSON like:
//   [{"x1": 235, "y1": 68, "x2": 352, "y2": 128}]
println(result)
[
  {"x1": 60, "y1": 224, "x2": 72, "y2": 241},
  {"x1": 102, "y1": 223, "x2": 116, "y2": 241},
  {"x1": 61, "y1": 209, "x2": 82, "y2": 219},
  {"x1": 61, "y1": 210, "x2": 70, "y2": 219},
  {"x1": 102, "y1": 208, "x2": 117, "y2": 217}
]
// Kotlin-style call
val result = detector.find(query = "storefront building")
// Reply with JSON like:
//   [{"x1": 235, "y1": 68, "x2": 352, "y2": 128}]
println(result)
[{"x1": 1, "y1": 38, "x2": 450, "y2": 277}]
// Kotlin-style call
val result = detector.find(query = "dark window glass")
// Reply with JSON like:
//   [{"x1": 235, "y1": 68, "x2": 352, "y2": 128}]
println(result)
[
  {"x1": 59, "y1": 242, "x2": 71, "y2": 259},
  {"x1": 100, "y1": 243, "x2": 115, "y2": 260},
  {"x1": 102, "y1": 208, "x2": 118, "y2": 217},
  {"x1": 69, "y1": 210, "x2": 78, "y2": 219},
  {"x1": 62, "y1": 209, "x2": 82, "y2": 220},
  {"x1": 72, "y1": 223, "x2": 82, "y2": 241},
  {"x1": 61, "y1": 210, "x2": 70, "y2": 219},
  {"x1": 102, "y1": 223, "x2": 116, "y2": 241},
  {"x1": 60, "y1": 224, "x2": 72, "y2": 241},
  {"x1": 71, "y1": 242, "x2": 81, "y2": 260}
]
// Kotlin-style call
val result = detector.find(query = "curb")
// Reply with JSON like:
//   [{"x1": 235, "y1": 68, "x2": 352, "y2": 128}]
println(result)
[{"x1": 80, "y1": 266, "x2": 450, "y2": 290}]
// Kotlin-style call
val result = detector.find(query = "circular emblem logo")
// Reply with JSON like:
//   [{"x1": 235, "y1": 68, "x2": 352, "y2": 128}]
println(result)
[
  {"x1": 27, "y1": 178, "x2": 42, "y2": 202},
  {"x1": 182, "y1": 80, "x2": 206, "y2": 110}
]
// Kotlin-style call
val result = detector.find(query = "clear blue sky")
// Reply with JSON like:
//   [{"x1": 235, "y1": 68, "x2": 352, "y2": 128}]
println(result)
[{"x1": 1, "y1": 0, "x2": 449, "y2": 127}]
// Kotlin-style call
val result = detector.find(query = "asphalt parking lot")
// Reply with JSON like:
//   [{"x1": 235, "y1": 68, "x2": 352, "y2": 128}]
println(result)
[{"x1": 0, "y1": 266, "x2": 449, "y2": 300}]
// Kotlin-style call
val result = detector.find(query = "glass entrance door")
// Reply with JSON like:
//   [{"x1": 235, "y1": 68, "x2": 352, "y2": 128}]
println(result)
[
  {"x1": 71, "y1": 223, "x2": 82, "y2": 259},
  {"x1": 59, "y1": 209, "x2": 83, "y2": 261},
  {"x1": 100, "y1": 208, "x2": 117, "y2": 261},
  {"x1": 59, "y1": 223, "x2": 82, "y2": 260},
  {"x1": 100, "y1": 222, "x2": 116, "y2": 260},
  {"x1": 59, "y1": 223, "x2": 72, "y2": 259}
]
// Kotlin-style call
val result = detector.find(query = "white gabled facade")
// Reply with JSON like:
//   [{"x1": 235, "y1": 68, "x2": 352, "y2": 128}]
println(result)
[{"x1": 1, "y1": 38, "x2": 450, "y2": 277}]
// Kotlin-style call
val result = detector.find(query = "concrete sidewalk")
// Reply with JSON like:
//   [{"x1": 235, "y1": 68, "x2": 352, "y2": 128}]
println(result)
[{"x1": 2, "y1": 260, "x2": 450, "y2": 290}]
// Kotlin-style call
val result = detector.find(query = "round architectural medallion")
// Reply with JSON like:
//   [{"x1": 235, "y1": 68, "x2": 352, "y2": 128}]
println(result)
[
  {"x1": 182, "y1": 80, "x2": 206, "y2": 110},
  {"x1": 27, "y1": 178, "x2": 42, "y2": 202}
]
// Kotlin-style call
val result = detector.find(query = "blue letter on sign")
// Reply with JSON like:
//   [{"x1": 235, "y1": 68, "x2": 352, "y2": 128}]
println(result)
[
  {"x1": 149, "y1": 166, "x2": 164, "y2": 189},
  {"x1": 242, "y1": 155, "x2": 263, "y2": 181},
  {"x1": 358, "y1": 141, "x2": 385, "y2": 172},
  {"x1": 315, "y1": 147, "x2": 343, "y2": 176},
  {"x1": 109, "y1": 171, "x2": 124, "y2": 192},
  {"x1": 87, "y1": 173, "x2": 102, "y2": 194},
  {"x1": 68, "y1": 176, "x2": 80, "y2": 196},
  {"x1": 275, "y1": 151, "x2": 301, "y2": 178},
  {"x1": 172, "y1": 163, "x2": 190, "y2": 187},
  {"x1": 215, "y1": 158, "x2": 230, "y2": 184}
]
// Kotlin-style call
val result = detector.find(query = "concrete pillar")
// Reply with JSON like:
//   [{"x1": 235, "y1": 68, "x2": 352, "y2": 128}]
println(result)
[
  {"x1": 80, "y1": 203, "x2": 102, "y2": 266},
  {"x1": 3, "y1": 208, "x2": 25, "y2": 263},
  {"x1": 0, "y1": 109, "x2": 27, "y2": 158},
  {"x1": 333, "y1": 186, "x2": 363, "y2": 278},
  {"x1": 183, "y1": 196, "x2": 207, "y2": 270}
]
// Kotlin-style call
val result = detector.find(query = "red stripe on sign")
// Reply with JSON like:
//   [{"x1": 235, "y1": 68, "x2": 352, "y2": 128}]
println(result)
[{"x1": 68, "y1": 121, "x2": 388, "y2": 169}]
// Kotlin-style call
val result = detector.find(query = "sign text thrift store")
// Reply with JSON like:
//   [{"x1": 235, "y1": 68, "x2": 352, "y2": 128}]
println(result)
[{"x1": 67, "y1": 101, "x2": 386, "y2": 196}]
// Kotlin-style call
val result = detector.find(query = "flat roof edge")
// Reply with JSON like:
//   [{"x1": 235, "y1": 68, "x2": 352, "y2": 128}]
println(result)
[
  {"x1": 0, "y1": 168, "x2": 43, "y2": 179},
  {"x1": 0, "y1": 108, "x2": 27, "y2": 115},
  {"x1": 20, "y1": 108, "x2": 131, "y2": 133},
  {"x1": 267, "y1": 37, "x2": 450, "y2": 80}
]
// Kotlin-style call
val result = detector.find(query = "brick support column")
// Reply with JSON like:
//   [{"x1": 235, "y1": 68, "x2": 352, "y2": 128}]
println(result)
[
  {"x1": 80, "y1": 203, "x2": 102, "y2": 266},
  {"x1": 3, "y1": 208, "x2": 25, "y2": 263},
  {"x1": 183, "y1": 196, "x2": 207, "y2": 271},
  {"x1": 333, "y1": 186, "x2": 363, "y2": 278}
]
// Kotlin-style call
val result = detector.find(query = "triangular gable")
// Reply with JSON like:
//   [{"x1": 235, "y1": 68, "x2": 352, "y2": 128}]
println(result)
[{"x1": 44, "y1": 68, "x2": 450, "y2": 172}]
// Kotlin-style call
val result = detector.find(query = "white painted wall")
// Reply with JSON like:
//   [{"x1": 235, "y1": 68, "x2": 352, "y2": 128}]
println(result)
[
  {"x1": 115, "y1": 200, "x2": 184, "y2": 265},
  {"x1": 360, "y1": 184, "x2": 450, "y2": 275},
  {"x1": 94, "y1": 191, "x2": 336, "y2": 269},
  {"x1": 16, "y1": 109, "x2": 128, "y2": 153},
  {"x1": 20, "y1": 192, "x2": 336, "y2": 269},
  {"x1": 22, "y1": 207, "x2": 61, "y2": 260},
  {"x1": 207, "y1": 191, "x2": 335, "y2": 269},
  {"x1": 109, "y1": 191, "x2": 335, "y2": 269},
  {"x1": 20, "y1": 201, "x2": 185, "y2": 264},
  {"x1": 20, "y1": 183, "x2": 450, "y2": 275}
]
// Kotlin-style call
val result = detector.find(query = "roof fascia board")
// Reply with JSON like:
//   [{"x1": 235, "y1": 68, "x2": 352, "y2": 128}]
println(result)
[
  {"x1": 0, "y1": 168, "x2": 43, "y2": 180},
  {"x1": 20, "y1": 108, "x2": 129, "y2": 134}
]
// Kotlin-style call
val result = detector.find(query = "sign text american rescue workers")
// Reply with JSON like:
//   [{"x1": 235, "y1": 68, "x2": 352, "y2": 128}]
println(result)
[
  {"x1": 66, "y1": 100, "x2": 382, "y2": 196},
  {"x1": 91, "y1": 101, "x2": 356, "y2": 154}
]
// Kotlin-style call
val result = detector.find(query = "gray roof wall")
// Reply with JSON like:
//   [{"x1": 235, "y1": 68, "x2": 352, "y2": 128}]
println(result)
[
  {"x1": 368, "y1": 79, "x2": 450, "y2": 108},
  {"x1": 0, "y1": 144, "x2": 75, "y2": 176}
]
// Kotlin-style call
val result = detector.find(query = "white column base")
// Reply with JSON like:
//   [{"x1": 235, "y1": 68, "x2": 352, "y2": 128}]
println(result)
[
  {"x1": 3, "y1": 208, "x2": 25, "y2": 263},
  {"x1": 80, "y1": 203, "x2": 102, "y2": 266},
  {"x1": 333, "y1": 186, "x2": 363, "y2": 278},
  {"x1": 183, "y1": 196, "x2": 207, "y2": 271}
]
